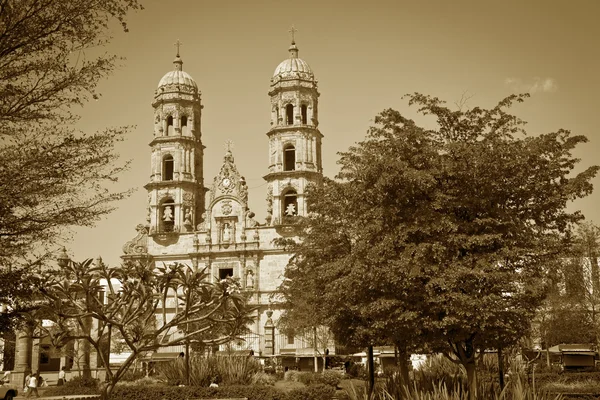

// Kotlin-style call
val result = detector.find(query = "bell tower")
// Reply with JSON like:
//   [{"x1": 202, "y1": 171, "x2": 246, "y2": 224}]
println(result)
[
  {"x1": 144, "y1": 46, "x2": 206, "y2": 236},
  {"x1": 264, "y1": 34, "x2": 323, "y2": 225}
]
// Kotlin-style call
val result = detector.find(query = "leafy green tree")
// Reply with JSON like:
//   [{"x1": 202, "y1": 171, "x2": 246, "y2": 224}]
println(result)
[
  {"x1": 281, "y1": 93, "x2": 598, "y2": 400},
  {"x1": 0, "y1": 0, "x2": 141, "y2": 331},
  {"x1": 35, "y1": 258, "x2": 252, "y2": 400}
]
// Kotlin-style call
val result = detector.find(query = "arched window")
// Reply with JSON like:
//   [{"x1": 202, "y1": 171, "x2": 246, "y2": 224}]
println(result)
[
  {"x1": 161, "y1": 198, "x2": 175, "y2": 232},
  {"x1": 283, "y1": 189, "x2": 298, "y2": 220},
  {"x1": 167, "y1": 116, "x2": 174, "y2": 136},
  {"x1": 163, "y1": 155, "x2": 174, "y2": 181},
  {"x1": 301, "y1": 104, "x2": 307, "y2": 124},
  {"x1": 181, "y1": 116, "x2": 188, "y2": 135},
  {"x1": 284, "y1": 145, "x2": 295, "y2": 171},
  {"x1": 286, "y1": 104, "x2": 294, "y2": 125}
]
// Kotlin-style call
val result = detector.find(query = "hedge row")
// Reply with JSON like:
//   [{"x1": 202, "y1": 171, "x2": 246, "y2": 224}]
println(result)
[{"x1": 111, "y1": 383, "x2": 335, "y2": 400}]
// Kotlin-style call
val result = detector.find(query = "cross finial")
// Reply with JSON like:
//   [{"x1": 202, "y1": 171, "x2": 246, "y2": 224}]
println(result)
[
  {"x1": 288, "y1": 25, "x2": 297, "y2": 44},
  {"x1": 174, "y1": 39, "x2": 183, "y2": 57},
  {"x1": 225, "y1": 140, "x2": 234, "y2": 153}
]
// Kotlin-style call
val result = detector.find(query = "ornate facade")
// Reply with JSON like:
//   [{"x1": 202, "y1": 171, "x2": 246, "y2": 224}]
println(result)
[{"x1": 122, "y1": 38, "x2": 326, "y2": 361}]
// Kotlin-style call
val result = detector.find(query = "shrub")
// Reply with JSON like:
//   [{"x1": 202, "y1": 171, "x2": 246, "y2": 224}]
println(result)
[
  {"x1": 119, "y1": 369, "x2": 147, "y2": 382},
  {"x1": 285, "y1": 383, "x2": 336, "y2": 400},
  {"x1": 115, "y1": 376, "x2": 162, "y2": 387},
  {"x1": 319, "y1": 370, "x2": 343, "y2": 387},
  {"x1": 42, "y1": 376, "x2": 100, "y2": 397},
  {"x1": 284, "y1": 370, "x2": 301, "y2": 382},
  {"x1": 297, "y1": 371, "x2": 318, "y2": 385},
  {"x1": 347, "y1": 362, "x2": 368, "y2": 380},
  {"x1": 252, "y1": 371, "x2": 277, "y2": 386},
  {"x1": 111, "y1": 384, "x2": 288, "y2": 400},
  {"x1": 155, "y1": 355, "x2": 262, "y2": 387}
]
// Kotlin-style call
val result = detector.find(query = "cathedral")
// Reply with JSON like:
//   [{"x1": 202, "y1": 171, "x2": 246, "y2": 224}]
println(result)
[{"x1": 121, "y1": 37, "x2": 327, "y2": 364}]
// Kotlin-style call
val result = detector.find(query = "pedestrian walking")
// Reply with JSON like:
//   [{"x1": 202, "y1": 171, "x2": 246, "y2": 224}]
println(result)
[
  {"x1": 25, "y1": 372, "x2": 39, "y2": 398},
  {"x1": 57, "y1": 367, "x2": 66, "y2": 386}
]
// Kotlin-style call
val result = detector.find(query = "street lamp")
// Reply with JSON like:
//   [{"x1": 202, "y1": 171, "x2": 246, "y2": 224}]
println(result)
[{"x1": 57, "y1": 247, "x2": 70, "y2": 268}]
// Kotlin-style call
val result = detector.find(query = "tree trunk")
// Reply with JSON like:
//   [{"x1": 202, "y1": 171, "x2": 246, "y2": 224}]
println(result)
[
  {"x1": 185, "y1": 341, "x2": 190, "y2": 385},
  {"x1": 367, "y1": 345, "x2": 375, "y2": 398},
  {"x1": 464, "y1": 360, "x2": 477, "y2": 400},
  {"x1": 313, "y1": 327, "x2": 318, "y2": 372},
  {"x1": 101, "y1": 381, "x2": 115, "y2": 400},
  {"x1": 397, "y1": 344, "x2": 410, "y2": 388},
  {"x1": 498, "y1": 346, "x2": 504, "y2": 390}
]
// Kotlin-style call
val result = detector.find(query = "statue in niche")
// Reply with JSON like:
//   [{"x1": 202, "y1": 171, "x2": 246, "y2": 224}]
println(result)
[
  {"x1": 222, "y1": 223, "x2": 231, "y2": 242},
  {"x1": 239, "y1": 177, "x2": 248, "y2": 205},
  {"x1": 163, "y1": 206, "x2": 173, "y2": 222},
  {"x1": 246, "y1": 270, "x2": 254, "y2": 288},
  {"x1": 285, "y1": 203, "x2": 296, "y2": 217},
  {"x1": 184, "y1": 208, "x2": 192, "y2": 226}
]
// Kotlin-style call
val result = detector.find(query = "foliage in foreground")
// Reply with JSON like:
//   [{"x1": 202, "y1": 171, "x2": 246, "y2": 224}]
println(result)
[
  {"x1": 343, "y1": 374, "x2": 563, "y2": 400},
  {"x1": 156, "y1": 354, "x2": 262, "y2": 386},
  {"x1": 111, "y1": 383, "x2": 334, "y2": 400},
  {"x1": 42, "y1": 376, "x2": 101, "y2": 396},
  {"x1": 283, "y1": 369, "x2": 343, "y2": 387},
  {"x1": 36, "y1": 259, "x2": 253, "y2": 399}
]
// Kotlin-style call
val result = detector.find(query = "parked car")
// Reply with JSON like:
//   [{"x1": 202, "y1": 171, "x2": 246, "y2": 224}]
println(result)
[{"x1": 0, "y1": 383, "x2": 17, "y2": 400}]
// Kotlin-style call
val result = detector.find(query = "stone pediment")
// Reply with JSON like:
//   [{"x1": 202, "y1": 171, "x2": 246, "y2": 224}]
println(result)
[{"x1": 209, "y1": 149, "x2": 248, "y2": 208}]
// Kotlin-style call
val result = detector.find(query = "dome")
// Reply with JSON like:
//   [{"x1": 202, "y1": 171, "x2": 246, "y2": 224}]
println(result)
[
  {"x1": 157, "y1": 55, "x2": 198, "y2": 90},
  {"x1": 272, "y1": 42, "x2": 314, "y2": 80}
]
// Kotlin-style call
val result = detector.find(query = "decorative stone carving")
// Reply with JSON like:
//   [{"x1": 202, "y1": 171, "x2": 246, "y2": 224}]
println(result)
[
  {"x1": 239, "y1": 176, "x2": 248, "y2": 205},
  {"x1": 122, "y1": 224, "x2": 149, "y2": 255},
  {"x1": 266, "y1": 185, "x2": 273, "y2": 225},
  {"x1": 221, "y1": 200, "x2": 232, "y2": 216},
  {"x1": 246, "y1": 210, "x2": 258, "y2": 228},
  {"x1": 196, "y1": 211, "x2": 208, "y2": 231}
]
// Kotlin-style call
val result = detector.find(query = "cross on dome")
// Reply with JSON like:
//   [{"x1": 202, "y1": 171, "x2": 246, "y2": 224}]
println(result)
[
  {"x1": 174, "y1": 39, "x2": 183, "y2": 57},
  {"x1": 288, "y1": 25, "x2": 297, "y2": 44}
]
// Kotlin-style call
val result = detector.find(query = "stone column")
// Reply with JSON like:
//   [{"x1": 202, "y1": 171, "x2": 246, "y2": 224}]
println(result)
[
  {"x1": 264, "y1": 310, "x2": 275, "y2": 356},
  {"x1": 13, "y1": 327, "x2": 32, "y2": 387}
]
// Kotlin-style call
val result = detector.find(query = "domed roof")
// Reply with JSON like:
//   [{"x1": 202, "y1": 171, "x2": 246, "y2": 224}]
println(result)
[
  {"x1": 272, "y1": 42, "x2": 314, "y2": 80},
  {"x1": 157, "y1": 55, "x2": 198, "y2": 90}
]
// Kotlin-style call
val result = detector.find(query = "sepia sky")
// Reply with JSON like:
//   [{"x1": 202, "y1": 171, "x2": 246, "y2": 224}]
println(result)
[{"x1": 70, "y1": 0, "x2": 600, "y2": 266}]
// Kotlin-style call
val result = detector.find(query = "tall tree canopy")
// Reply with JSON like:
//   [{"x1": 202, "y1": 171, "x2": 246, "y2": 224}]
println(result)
[
  {"x1": 280, "y1": 93, "x2": 598, "y2": 399},
  {"x1": 0, "y1": 0, "x2": 141, "y2": 331}
]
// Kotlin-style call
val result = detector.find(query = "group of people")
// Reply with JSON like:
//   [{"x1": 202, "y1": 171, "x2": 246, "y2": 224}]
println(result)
[
  {"x1": 22, "y1": 367, "x2": 66, "y2": 398},
  {"x1": 23, "y1": 371, "x2": 44, "y2": 398}
]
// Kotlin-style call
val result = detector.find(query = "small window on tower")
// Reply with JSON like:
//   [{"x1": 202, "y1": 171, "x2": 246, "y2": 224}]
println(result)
[
  {"x1": 301, "y1": 104, "x2": 307, "y2": 124},
  {"x1": 275, "y1": 106, "x2": 280, "y2": 123},
  {"x1": 163, "y1": 155, "x2": 174, "y2": 181},
  {"x1": 284, "y1": 145, "x2": 295, "y2": 171},
  {"x1": 286, "y1": 104, "x2": 294, "y2": 125},
  {"x1": 181, "y1": 116, "x2": 188, "y2": 135},
  {"x1": 167, "y1": 116, "x2": 174, "y2": 136}
]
